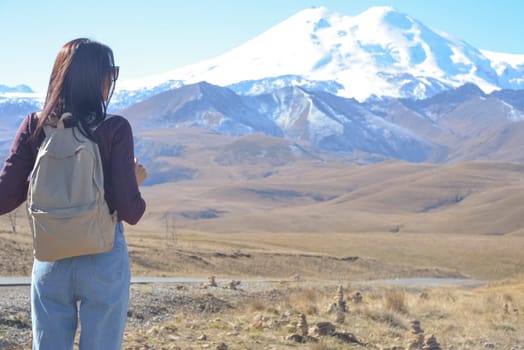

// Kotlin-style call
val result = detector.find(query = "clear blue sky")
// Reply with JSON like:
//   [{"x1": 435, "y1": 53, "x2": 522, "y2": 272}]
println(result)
[{"x1": 1, "y1": 0, "x2": 523, "y2": 92}]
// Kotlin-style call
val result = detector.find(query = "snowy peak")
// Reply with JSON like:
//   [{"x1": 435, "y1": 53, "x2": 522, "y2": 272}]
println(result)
[
  {"x1": 3, "y1": 6, "x2": 524, "y2": 110},
  {"x1": 353, "y1": 5, "x2": 413, "y2": 30},
  {"x1": 114, "y1": 5, "x2": 523, "y2": 103}
]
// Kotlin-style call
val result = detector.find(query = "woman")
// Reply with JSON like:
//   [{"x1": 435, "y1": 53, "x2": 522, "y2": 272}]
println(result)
[{"x1": 0, "y1": 38, "x2": 147, "y2": 349}]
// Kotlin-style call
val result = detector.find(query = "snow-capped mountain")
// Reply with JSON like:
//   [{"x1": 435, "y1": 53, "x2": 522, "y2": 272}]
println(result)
[
  {"x1": 121, "y1": 80, "x2": 524, "y2": 164},
  {"x1": 115, "y1": 6, "x2": 524, "y2": 104},
  {"x1": 2, "y1": 6, "x2": 524, "y2": 171},
  {"x1": 2, "y1": 6, "x2": 524, "y2": 113}
]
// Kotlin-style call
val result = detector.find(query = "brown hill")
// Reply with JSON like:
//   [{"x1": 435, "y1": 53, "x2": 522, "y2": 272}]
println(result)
[{"x1": 131, "y1": 129, "x2": 524, "y2": 236}]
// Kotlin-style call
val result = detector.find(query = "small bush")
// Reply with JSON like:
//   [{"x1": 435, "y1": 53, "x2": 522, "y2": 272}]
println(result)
[
  {"x1": 248, "y1": 299, "x2": 266, "y2": 312},
  {"x1": 364, "y1": 307, "x2": 406, "y2": 329},
  {"x1": 384, "y1": 288, "x2": 407, "y2": 313}
]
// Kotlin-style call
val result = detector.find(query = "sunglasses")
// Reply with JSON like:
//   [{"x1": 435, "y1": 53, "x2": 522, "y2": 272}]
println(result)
[{"x1": 111, "y1": 66, "x2": 120, "y2": 81}]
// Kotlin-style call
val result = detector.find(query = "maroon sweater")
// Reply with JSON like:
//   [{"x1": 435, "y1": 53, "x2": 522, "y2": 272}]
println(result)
[{"x1": 0, "y1": 113, "x2": 146, "y2": 225}]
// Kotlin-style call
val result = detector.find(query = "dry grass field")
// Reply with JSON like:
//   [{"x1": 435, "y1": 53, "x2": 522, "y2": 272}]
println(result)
[
  {"x1": 119, "y1": 278, "x2": 524, "y2": 349},
  {"x1": 1, "y1": 157, "x2": 524, "y2": 348},
  {"x1": 1, "y1": 158, "x2": 524, "y2": 280}
]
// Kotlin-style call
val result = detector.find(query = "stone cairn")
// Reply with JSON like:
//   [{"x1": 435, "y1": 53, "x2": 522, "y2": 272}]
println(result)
[
  {"x1": 352, "y1": 291, "x2": 363, "y2": 304},
  {"x1": 328, "y1": 285, "x2": 348, "y2": 324},
  {"x1": 335, "y1": 285, "x2": 347, "y2": 312},
  {"x1": 407, "y1": 320, "x2": 424, "y2": 350},
  {"x1": 504, "y1": 302, "x2": 519, "y2": 315},
  {"x1": 407, "y1": 321, "x2": 441, "y2": 350},
  {"x1": 298, "y1": 313, "x2": 308, "y2": 337},
  {"x1": 422, "y1": 334, "x2": 441, "y2": 350},
  {"x1": 286, "y1": 313, "x2": 314, "y2": 343},
  {"x1": 335, "y1": 285, "x2": 347, "y2": 323},
  {"x1": 207, "y1": 276, "x2": 217, "y2": 287}
]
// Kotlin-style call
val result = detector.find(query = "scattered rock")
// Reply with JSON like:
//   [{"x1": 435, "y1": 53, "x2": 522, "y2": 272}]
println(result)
[
  {"x1": 422, "y1": 334, "x2": 441, "y2": 350},
  {"x1": 311, "y1": 321, "x2": 364, "y2": 345},
  {"x1": 286, "y1": 334, "x2": 306, "y2": 343},
  {"x1": 313, "y1": 322, "x2": 336, "y2": 336},
  {"x1": 333, "y1": 331, "x2": 362, "y2": 344},
  {"x1": 216, "y1": 343, "x2": 228, "y2": 350},
  {"x1": 226, "y1": 280, "x2": 241, "y2": 290},
  {"x1": 198, "y1": 334, "x2": 207, "y2": 341},
  {"x1": 286, "y1": 333, "x2": 318, "y2": 343},
  {"x1": 251, "y1": 314, "x2": 270, "y2": 329}
]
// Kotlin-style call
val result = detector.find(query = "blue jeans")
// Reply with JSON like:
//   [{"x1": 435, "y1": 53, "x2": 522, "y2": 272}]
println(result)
[{"x1": 31, "y1": 222, "x2": 130, "y2": 350}]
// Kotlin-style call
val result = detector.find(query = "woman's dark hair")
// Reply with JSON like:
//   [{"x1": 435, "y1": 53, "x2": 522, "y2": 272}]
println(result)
[{"x1": 33, "y1": 38, "x2": 116, "y2": 141}]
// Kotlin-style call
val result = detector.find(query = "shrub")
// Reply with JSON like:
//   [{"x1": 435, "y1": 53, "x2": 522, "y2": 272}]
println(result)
[{"x1": 384, "y1": 288, "x2": 407, "y2": 313}]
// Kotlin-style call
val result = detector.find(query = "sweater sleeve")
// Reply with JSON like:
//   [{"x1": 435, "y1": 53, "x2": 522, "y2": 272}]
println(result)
[
  {"x1": 0, "y1": 115, "x2": 36, "y2": 215},
  {"x1": 108, "y1": 118, "x2": 146, "y2": 225}
]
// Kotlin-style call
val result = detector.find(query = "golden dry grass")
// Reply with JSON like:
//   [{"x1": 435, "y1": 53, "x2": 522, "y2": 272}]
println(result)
[
  {"x1": 121, "y1": 229, "x2": 524, "y2": 280},
  {"x1": 118, "y1": 278, "x2": 524, "y2": 349}
]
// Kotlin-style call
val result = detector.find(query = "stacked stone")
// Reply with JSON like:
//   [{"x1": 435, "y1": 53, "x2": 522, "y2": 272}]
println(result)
[
  {"x1": 328, "y1": 285, "x2": 348, "y2": 315},
  {"x1": 208, "y1": 276, "x2": 217, "y2": 287},
  {"x1": 407, "y1": 320, "x2": 424, "y2": 350},
  {"x1": 286, "y1": 314, "x2": 318, "y2": 344},
  {"x1": 298, "y1": 313, "x2": 308, "y2": 336},
  {"x1": 335, "y1": 310, "x2": 345, "y2": 324},
  {"x1": 335, "y1": 285, "x2": 347, "y2": 312},
  {"x1": 352, "y1": 291, "x2": 363, "y2": 304},
  {"x1": 422, "y1": 334, "x2": 441, "y2": 350},
  {"x1": 326, "y1": 285, "x2": 347, "y2": 323}
]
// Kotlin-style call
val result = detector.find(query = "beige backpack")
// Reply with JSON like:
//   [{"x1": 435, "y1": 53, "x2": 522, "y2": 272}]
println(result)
[{"x1": 27, "y1": 113, "x2": 116, "y2": 261}]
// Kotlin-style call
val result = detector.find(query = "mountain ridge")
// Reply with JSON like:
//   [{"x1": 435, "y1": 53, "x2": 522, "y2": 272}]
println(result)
[{"x1": 120, "y1": 80, "x2": 524, "y2": 167}]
